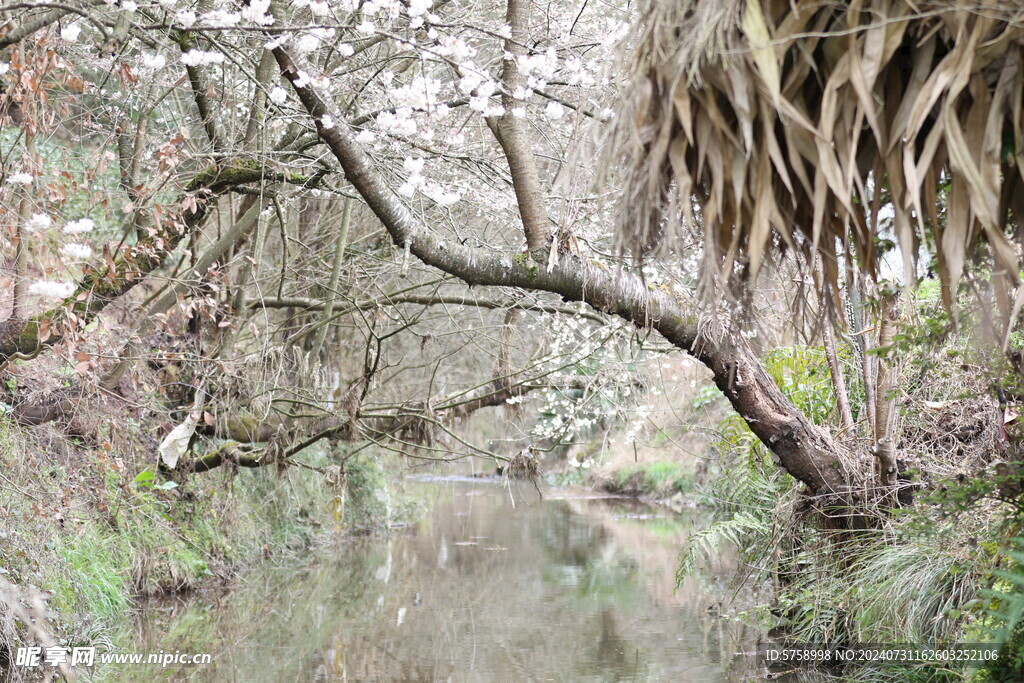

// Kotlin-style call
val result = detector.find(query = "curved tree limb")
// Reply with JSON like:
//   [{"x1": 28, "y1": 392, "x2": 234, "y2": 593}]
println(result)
[{"x1": 271, "y1": 44, "x2": 858, "y2": 499}]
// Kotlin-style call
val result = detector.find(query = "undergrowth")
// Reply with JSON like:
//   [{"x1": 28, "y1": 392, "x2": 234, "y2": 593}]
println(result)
[
  {"x1": 681, "y1": 343, "x2": 1017, "y2": 681},
  {"x1": 0, "y1": 413, "x2": 400, "y2": 678}
]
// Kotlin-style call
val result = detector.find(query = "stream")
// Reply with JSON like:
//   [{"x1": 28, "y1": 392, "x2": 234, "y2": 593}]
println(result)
[{"x1": 119, "y1": 479, "x2": 775, "y2": 681}]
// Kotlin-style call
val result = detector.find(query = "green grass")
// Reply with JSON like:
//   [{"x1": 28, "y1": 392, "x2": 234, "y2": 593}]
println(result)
[
  {"x1": 56, "y1": 529, "x2": 132, "y2": 628},
  {"x1": 609, "y1": 461, "x2": 693, "y2": 497}
]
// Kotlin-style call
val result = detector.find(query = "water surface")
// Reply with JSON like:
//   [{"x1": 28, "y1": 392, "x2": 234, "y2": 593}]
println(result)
[{"x1": 122, "y1": 480, "x2": 771, "y2": 681}]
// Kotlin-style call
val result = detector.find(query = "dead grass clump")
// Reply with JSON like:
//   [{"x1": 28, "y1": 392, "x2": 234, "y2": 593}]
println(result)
[{"x1": 898, "y1": 397, "x2": 1000, "y2": 479}]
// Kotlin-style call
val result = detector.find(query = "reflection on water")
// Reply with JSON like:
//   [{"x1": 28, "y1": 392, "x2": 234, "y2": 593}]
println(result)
[{"x1": 121, "y1": 481, "x2": 776, "y2": 681}]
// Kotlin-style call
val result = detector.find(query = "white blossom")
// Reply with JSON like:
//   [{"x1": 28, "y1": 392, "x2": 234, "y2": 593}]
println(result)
[
  {"x1": 392, "y1": 75, "x2": 442, "y2": 111},
  {"x1": 544, "y1": 100, "x2": 565, "y2": 120},
  {"x1": 338, "y1": 43, "x2": 355, "y2": 57},
  {"x1": 403, "y1": 157, "x2": 425, "y2": 175},
  {"x1": 242, "y1": 0, "x2": 274, "y2": 25},
  {"x1": 0, "y1": 64, "x2": 8, "y2": 76},
  {"x1": 63, "y1": 218, "x2": 95, "y2": 234},
  {"x1": 309, "y1": 0, "x2": 330, "y2": 16},
  {"x1": 458, "y1": 71, "x2": 485, "y2": 95},
  {"x1": 181, "y1": 50, "x2": 225, "y2": 67},
  {"x1": 296, "y1": 34, "x2": 320, "y2": 53},
  {"x1": 26, "y1": 213, "x2": 52, "y2": 231},
  {"x1": 356, "y1": 20, "x2": 375, "y2": 34},
  {"x1": 202, "y1": 10, "x2": 240, "y2": 28},
  {"x1": 437, "y1": 36, "x2": 473, "y2": 61},
  {"x1": 268, "y1": 86, "x2": 288, "y2": 105},
  {"x1": 408, "y1": 0, "x2": 432, "y2": 17},
  {"x1": 376, "y1": 108, "x2": 416, "y2": 136},
  {"x1": 320, "y1": 115, "x2": 334, "y2": 130},
  {"x1": 6, "y1": 172, "x2": 33, "y2": 185},
  {"x1": 28, "y1": 280, "x2": 75, "y2": 300},
  {"x1": 121, "y1": 0, "x2": 138, "y2": 12},
  {"x1": 355, "y1": 130, "x2": 375, "y2": 144},
  {"x1": 423, "y1": 183, "x2": 460, "y2": 207},
  {"x1": 62, "y1": 243, "x2": 93, "y2": 260},
  {"x1": 142, "y1": 53, "x2": 167, "y2": 70},
  {"x1": 61, "y1": 24, "x2": 82, "y2": 43},
  {"x1": 264, "y1": 35, "x2": 288, "y2": 50},
  {"x1": 175, "y1": 10, "x2": 197, "y2": 28}
]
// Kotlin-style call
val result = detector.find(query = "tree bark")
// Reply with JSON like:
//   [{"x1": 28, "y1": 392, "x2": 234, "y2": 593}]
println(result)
[
  {"x1": 823, "y1": 321, "x2": 854, "y2": 433},
  {"x1": 488, "y1": 0, "x2": 551, "y2": 251},
  {"x1": 873, "y1": 291, "x2": 900, "y2": 486}
]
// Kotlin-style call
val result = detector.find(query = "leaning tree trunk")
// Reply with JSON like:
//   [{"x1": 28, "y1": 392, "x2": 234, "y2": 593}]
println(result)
[{"x1": 272, "y1": 45, "x2": 860, "y2": 503}]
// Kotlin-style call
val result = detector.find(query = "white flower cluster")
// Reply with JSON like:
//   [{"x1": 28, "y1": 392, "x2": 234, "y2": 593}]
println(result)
[
  {"x1": 435, "y1": 36, "x2": 474, "y2": 61},
  {"x1": 467, "y1": 80, "x2": 504, "y2": 117},
  {"x1": 309, "y1": 0, "x2": 331, "y2": 17},
  {"x1": 64, "y1": 218, "x2": 95, "y2": 234},
  {"x1": 62, "y1": 243, "x2": 93, "y2": 260},
  {"x1": 241, "y1": 0, "x2": 274, "y2": 26},
  {"x1": 25, "y1": 213, "x2": 52, "y2": 231},
  {"x1": 268, "y1": 86, "x2": 288, "y2": 105},
  {"x1": 544, "y1": 101, "x2": 564, "y2": 120},
  {"x1": 181, "y1": 50, "x2": 225, "y2": 67},
  {"x1": 396, "y1": 157, "x2": 461, "y2": 206},
  {"x1": 621, "y1": 404, "x2": 653, "y2": 446},
  {"x1": 376, "y1": 108, "x2": 417, "y2": 136},
  {"x1": 296, "y1": 34, "x2": 320, "y2": 54},
  {"x1": 28, "y1": 280, "x2": 75, "y2": 300},
  {"x1": 421, "y1": 183, "x2": 461, "y2": 207},
  {"x1": 563, "y1": 56, "x2": 596, "y2": 87},
  {"x1": 6, "y1": 172, "x2": 33, "y2": 185},
  {"x1": 407, "y1": 0, "x2": 432, "y2": 27},
  {"x1": 142, "y1": 53, "x2": 167, "y2": 70},
  {"x1": 61, "y1": 24, "x2": 82, "y2": 43},
  {"x1": 391, "y1": 75, "x2": 442, "y2": 111},
  {"x1": 522, "y1": 314, "x2": 648, "y2": 448},
  {"x1": 201, "y1": 9, "x2": 239, "y2": 28},
  {"x1": 397, "y1": 156, "x2": 426, "y2": 197}
]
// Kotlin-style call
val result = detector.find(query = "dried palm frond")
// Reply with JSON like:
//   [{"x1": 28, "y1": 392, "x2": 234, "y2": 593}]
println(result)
[{"x1": 615, "y1": 0, "x2": 1024, "y2": 329}]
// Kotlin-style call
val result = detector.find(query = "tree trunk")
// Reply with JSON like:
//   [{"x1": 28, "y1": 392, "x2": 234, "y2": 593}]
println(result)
[
  {"x1": 823, "y1": 315, "x2": 854, "y2": 433},
  {"x1": 873, "y1": 291, "x2": 900, "y2": 486}
]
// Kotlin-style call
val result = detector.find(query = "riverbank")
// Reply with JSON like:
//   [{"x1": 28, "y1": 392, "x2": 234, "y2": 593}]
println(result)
[{"x1": 0, "y1": 412, "x2": 404, "y2": 676}]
